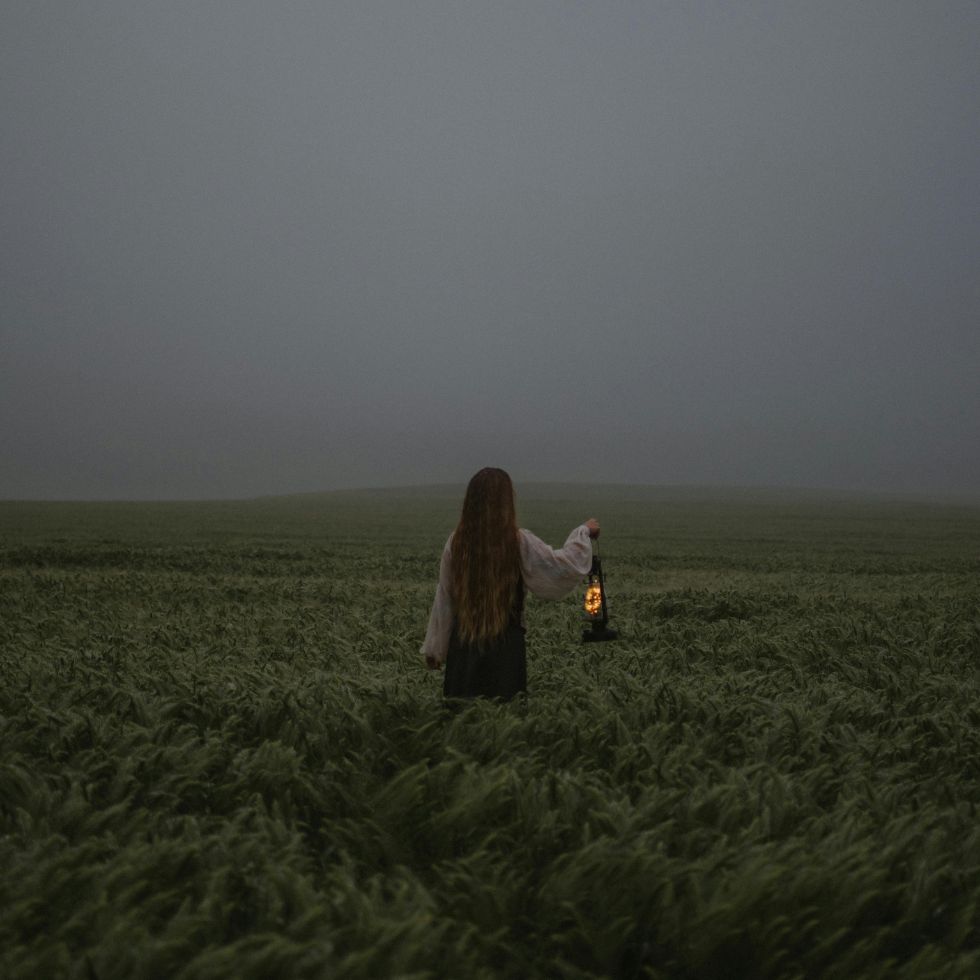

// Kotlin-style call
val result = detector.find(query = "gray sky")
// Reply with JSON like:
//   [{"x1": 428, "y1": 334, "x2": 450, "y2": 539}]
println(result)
[{"x1": 3, "y1": 1, "x2": 978, "y2": 500}]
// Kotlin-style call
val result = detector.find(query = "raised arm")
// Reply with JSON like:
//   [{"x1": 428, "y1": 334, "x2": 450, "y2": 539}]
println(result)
[
  {"x1": 420, "y1": 536, "x2": 454, "y2": 669},
  {"x1": 519, "y1": 524, "x2": 595, "y2": 600}
]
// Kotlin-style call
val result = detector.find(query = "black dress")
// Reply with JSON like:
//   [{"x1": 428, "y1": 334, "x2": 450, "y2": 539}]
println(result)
[{"x1": 443, "y1": 579, "x2": 526, "y2": 701}]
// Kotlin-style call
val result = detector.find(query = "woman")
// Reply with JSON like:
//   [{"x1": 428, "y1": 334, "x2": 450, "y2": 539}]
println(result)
[{"x1": 421, "y1": 468, "x2": 600, "y2": 699}]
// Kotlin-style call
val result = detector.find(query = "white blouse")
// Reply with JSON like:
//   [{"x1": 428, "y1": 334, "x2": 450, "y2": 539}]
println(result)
[{"x1": 421, "y1": 525, "x2": 594, "y2": 665}]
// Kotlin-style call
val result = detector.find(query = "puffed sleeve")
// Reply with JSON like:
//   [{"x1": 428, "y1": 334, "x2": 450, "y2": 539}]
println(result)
[
  {"x1": 420, "y1": 535, "x2": 454, "y2": 666},
  {"x1": 519, "y1": 525, "x2": 593, "y2": 600}
]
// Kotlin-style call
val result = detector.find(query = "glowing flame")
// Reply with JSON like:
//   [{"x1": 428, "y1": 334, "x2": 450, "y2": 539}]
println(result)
[{"x1": 584, "y1": 583, "x2": 603, "y2": 617}]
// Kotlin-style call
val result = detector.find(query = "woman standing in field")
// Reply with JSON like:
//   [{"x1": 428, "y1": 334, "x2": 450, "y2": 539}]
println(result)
[{"x1": 422, "y1": 468, "x2": 600, "y2": 699}]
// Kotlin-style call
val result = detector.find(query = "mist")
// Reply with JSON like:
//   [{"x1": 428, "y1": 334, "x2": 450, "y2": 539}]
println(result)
[{"x1": 3, "y1": 2, "x2": 978, "y2": 500}]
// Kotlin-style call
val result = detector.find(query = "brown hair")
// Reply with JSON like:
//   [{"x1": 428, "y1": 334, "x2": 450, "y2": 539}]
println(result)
[{"x1": 450, "y1": 467, "x2": 522, "y2": 646}]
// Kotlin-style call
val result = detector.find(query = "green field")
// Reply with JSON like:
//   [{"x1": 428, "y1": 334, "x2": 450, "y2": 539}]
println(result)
[{"x1": 1, "y1": 486, "x2": 979, "y2": 979}]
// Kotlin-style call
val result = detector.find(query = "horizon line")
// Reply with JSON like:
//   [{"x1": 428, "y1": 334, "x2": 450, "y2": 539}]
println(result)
[{"x1": 2, "y1": 479, "x2": 979, "y2": 508}]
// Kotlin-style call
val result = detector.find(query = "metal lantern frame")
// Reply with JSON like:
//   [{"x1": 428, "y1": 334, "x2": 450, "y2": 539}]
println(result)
[{"x1": 582, "y1": 545, "x2": 618, "y2": 643}]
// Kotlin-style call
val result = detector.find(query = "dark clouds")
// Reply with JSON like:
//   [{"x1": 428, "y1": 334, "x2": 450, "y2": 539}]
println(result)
[{"x1": 2, "y1": 2, "x2": 978, "y2": 499}]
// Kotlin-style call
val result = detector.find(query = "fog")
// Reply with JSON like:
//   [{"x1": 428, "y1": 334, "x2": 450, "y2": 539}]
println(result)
[{"x1": 3, "y1": 2, "x2": 978, "y2": 500}]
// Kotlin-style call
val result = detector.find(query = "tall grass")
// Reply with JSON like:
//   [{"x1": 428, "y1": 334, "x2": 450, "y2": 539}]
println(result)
[{"x1": 1, "y1": 489, "x2": 978, "y2": 978}]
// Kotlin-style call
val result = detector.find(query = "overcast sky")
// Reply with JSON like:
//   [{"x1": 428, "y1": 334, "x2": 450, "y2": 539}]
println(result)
[{"x1": 3, "y1": 1, "x2": 978, "y2": 500}]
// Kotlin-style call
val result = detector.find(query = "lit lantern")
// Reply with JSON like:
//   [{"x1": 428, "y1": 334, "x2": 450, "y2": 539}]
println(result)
[{"x1": 582, "y1": 549, "x2": 617, "y2": 643}]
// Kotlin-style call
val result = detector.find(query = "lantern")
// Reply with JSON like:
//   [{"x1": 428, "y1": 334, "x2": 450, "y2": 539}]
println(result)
[{"x1": 582, "y1": 548, "x2": 617, "y2": 642}]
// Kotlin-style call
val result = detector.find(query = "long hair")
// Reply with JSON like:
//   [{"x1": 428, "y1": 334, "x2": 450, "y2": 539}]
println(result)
[{"x1": 450, "y1": 467, "x2": 522, "y2": 647}]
